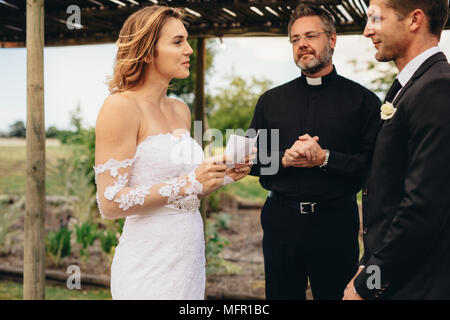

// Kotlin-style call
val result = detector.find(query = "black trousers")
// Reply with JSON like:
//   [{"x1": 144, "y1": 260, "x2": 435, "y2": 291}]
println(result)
[{"x1": 261, "y1": 196, "x2": 360, "y2": 300}]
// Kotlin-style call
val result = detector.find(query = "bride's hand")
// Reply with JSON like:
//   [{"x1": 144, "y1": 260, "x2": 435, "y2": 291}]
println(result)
[
  {"x1": 225, "y1": 150, "x2": 256, "y2": 182},
  {"x1": 194, "y1": 155, "x2": 228, "y2": 196},
  {"x1": 225, "y1": 166, "x2": 251, "y2": 182}
]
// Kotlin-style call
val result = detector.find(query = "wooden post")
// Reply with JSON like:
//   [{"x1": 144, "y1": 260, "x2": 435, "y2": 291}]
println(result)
[
  {"x1": 194, "y1": 35, "x2": 207, "y2": 300},
  {"x1": 195, "y1": 37, "x2": 207, "y2": 222},
  {"x1": 195, "y1": 37, "x2": 206, "y2": 146},
  {"x1": 24, "y1": 0, "x2": 46, "y2": 300}
]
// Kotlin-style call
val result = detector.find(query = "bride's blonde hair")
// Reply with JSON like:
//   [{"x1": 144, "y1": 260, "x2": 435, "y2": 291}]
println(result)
[{"x1": 108, "y1": 5, "x2": 184, "y2": 93}]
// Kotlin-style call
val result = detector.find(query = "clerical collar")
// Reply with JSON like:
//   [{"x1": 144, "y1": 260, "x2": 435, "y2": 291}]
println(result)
[
  {"x1": 306, "y1": 77, "x2": 322, "y2": 86},
  {"x1": 301, "y1": 66, "x2": 338, "y2": 87}
]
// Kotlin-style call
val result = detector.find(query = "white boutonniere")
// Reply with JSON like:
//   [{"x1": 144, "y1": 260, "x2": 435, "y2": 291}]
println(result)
[{"x1": 380, "y1": 102, "x2": 397, "y2": 120}]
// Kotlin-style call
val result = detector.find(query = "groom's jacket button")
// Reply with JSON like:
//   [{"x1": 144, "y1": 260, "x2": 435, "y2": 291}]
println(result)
[{"x1": 363, "y1": 227, "x2": 368, "y2": 235}]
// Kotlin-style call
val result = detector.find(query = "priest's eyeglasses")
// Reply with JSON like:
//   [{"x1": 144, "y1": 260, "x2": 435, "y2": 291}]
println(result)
[{"x1": 289, "y1": 31, "x2": 330, "y2": 45}]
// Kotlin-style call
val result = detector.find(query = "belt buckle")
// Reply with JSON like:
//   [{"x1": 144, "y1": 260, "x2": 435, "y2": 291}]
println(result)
[{"x1": 300, "y1": 202, "x2": 316, "y2": 215}]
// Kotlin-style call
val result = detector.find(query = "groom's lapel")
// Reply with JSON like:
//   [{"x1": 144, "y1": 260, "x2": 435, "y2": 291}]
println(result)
[
  {"x1": 377, "y1": 52, "x2": 447, "y2": 133},
  {"x1": 392, "y1": 52, "x2": 447, "y2": 106}
]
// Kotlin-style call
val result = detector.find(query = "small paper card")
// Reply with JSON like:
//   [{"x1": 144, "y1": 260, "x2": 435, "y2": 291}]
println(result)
[{"x1": 224, "y1": 131, "x2": 259, "y2": 168}]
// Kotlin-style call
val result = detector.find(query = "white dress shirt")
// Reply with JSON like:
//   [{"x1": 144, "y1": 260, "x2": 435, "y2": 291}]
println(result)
[{"x1": 393, "y1": 46, "x2": 442, "y2": 101}]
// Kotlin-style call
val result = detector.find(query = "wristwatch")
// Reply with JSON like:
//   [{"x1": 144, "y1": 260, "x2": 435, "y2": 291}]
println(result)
[{"x1": 319, "y1": 149, "x2": 330, "y2": 168}]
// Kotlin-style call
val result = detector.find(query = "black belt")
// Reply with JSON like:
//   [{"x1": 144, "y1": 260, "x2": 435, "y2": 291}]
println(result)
[{"x1": 268, "y1": 191, "x2": 355, "y2": 215}]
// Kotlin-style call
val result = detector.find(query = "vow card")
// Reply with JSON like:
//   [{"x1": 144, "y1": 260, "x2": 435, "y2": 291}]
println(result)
[{"x1": 224, "y1": 131, "x2": 259, "y2": 168}]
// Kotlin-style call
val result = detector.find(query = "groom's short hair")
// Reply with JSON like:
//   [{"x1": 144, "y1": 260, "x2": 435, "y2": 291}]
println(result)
[
  {"x1": 386, "y1": 0, "x2": 449, "y2": 39},
  {"x1": 288, "y1": 4, "x2": 336, "y2": 38}
]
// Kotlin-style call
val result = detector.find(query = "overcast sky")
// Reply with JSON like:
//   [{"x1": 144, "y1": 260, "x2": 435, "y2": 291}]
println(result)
[{"x1": 0, "y1": 31, "x2": 449, "y2": 132}]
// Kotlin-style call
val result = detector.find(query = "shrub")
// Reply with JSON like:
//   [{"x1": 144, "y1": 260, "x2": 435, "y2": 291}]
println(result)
[
  {"x1": 46, "y1": 227, "x2": 72, "y2": 267},
  {"x1": 47, "y1": 148, "x2": 97, "y2": 223},
  {"x1": 98, "y1": 229, "x2": 118, "y2": 255},
  {"x1": 211, "y1": 212, "x2": 232, "y2": 230},
  {"x1": 75, "y1": 221, "x2": 98, "y2": 265},
  {"x1": 0, "y1": 197, "x2": 24, "y2": 256},
  {"x1": 205, "y1": 218, "x2": 241, "y2": 276},
  {"x1": 206, "y1": 190, "x2": 221, "y2": 213}
]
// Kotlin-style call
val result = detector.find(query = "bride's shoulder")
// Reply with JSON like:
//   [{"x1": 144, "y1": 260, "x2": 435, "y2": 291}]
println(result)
[
  {"x1": 99, "y1": 92, "x2": 140, "y2": 114},
  {"x1": 168, "y1": 97, "x2": 191, "y2": 124},
  {"x1": 96, "y1": 92, "x2": 141, "y2": 137},
  {"x1": 97, "y1": 93, "x2": 141, "y2": 125}
]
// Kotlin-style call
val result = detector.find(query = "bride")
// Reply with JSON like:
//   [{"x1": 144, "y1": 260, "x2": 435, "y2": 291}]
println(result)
[{"x1": 93, "y1": 6, "x2": 253, "y2": 299}]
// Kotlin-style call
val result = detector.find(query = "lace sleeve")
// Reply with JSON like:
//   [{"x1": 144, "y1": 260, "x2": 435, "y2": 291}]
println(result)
[
  {"x1": 93, "y1": 158, "x2": 203, "y2": 220},
  {"x1": 158, "y1": 171, "x2": 203, "y2": 213}
]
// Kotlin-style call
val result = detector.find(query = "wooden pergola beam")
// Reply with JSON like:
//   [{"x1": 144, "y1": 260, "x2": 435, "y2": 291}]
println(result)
[{"x1": 1, "y1": 0, "x2": 450, "y2": 47}]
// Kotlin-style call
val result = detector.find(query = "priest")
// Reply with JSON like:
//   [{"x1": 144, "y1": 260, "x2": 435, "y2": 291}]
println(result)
[{"x1": 248, "y1": 4, "x2": 381, "y2": 300}]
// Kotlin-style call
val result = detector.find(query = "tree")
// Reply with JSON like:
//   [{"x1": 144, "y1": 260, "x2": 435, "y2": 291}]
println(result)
[
  {"x1": 45, "y1": 126, "x2": 59, "y2": 138},
  {"x1": 8, "y1": 120, "x2": 26, "y2": 137},
  {"x1": 44, "y1": 105, "x2": 85, "y2": 144},
  {"x1": 349, "y1": 59, "x2": 398, "y2": 98},
  {"x1": 70, "y1": 102, "x2": 83, "y2": 134},
  {"x1": 208, "y1": 74, "x2": 273, "y2": 137}
]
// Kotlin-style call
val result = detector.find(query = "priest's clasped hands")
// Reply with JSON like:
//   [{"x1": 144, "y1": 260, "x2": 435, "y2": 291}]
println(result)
[{"x1": 282, "y1": 134, "x2": 327, "y2": 168}]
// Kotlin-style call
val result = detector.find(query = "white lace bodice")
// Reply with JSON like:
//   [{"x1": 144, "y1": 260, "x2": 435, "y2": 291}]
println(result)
[
  {"x1": 93, "y1": 132, "x2": 206, "y2": 218},
  {"x1": 129, "y1": 132, "x2": 203, "y2": 188}
]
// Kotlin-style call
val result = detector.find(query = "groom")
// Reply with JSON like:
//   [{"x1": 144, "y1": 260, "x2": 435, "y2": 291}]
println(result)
[{"x1": 344, "y1": 0, "x2": 450, "y2": 299}]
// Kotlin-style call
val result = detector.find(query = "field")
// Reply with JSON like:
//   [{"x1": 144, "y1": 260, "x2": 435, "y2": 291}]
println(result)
[
  {"x1": 0, "y1": 280, "x2": 111, "y2": 300},
  {"x1": 0, "y1": 139, "x2": 82, "y2": 196}
]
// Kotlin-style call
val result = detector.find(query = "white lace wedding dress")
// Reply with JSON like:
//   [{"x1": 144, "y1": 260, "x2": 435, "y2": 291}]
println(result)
[{"x1": 93, "y1": 132, "x2": 208, "y2": 300}]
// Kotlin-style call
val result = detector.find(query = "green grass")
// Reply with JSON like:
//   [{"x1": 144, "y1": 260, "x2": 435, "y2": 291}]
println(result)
[
  {"x1": 0, "y1": 280, "x2": 111, "y2": 300},
  {"x1": 0, "y1": 145, "x2": 77, "y2": 195},
  {"x1": 223, "y1": 175, "x2": 268, "y2": 201}
]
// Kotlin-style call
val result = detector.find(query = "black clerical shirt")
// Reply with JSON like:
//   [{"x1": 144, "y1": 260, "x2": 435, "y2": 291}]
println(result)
[{"x1": 248, "y1": 67, "x2": 381, "y2": 201}]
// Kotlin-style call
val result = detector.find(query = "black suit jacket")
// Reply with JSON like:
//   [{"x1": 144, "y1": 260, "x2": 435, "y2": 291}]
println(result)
[{"x1": 354, "y1": 52, "x2": 450, "y2": 299}]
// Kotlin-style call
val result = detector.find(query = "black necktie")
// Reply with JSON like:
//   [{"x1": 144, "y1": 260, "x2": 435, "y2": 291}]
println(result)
[{"x1": 384, "y1": 79, "x2": 402, "y2": 103}]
